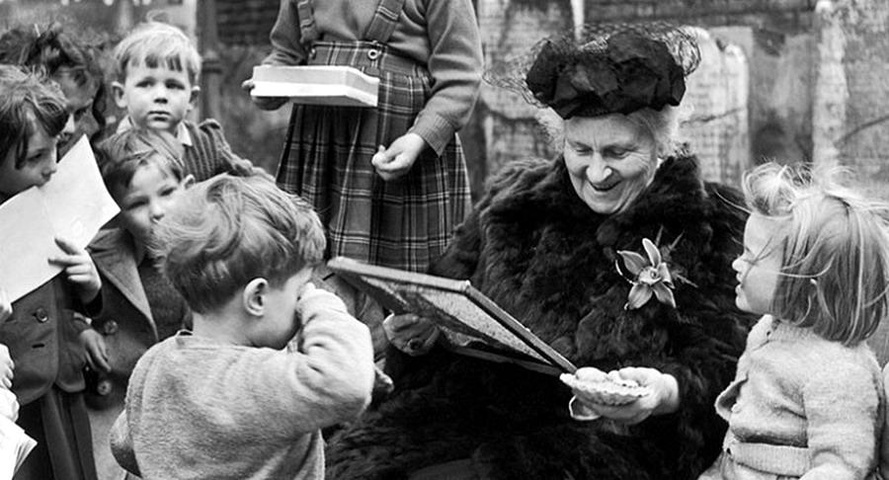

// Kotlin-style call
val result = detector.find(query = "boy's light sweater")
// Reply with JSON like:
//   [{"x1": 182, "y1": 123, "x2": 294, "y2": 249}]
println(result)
[{"x1": 110, "y1": 284, "x2": 375, "y2": 479}]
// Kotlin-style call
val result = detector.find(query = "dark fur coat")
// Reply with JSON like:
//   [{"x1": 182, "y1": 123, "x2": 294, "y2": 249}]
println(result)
[{"x1": 326, "y1": 155, "x2": 754, "y2": 480}]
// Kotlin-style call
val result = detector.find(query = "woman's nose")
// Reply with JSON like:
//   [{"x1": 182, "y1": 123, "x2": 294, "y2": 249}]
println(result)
[{"x1": 586, "y1": 155, "x2": 612, "y2": 184}]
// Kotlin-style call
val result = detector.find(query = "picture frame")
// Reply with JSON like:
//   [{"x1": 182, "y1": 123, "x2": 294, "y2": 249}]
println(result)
[{"x1": 327, "y1": 257, "x2": 577, "y2": 376}]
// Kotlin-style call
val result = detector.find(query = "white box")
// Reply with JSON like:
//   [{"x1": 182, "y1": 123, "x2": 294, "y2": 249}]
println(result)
[{"x1": 250, "y1": 65, "x2": 380, "y2": 107}]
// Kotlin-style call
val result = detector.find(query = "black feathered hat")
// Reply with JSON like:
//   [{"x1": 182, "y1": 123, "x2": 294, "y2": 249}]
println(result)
[{"x1": 486, "y1": 22, "x2": 701, "y2": 119}]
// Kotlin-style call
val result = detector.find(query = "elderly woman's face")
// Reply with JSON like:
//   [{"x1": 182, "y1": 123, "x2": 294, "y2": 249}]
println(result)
[{"x1": 563, "y1": 114, "x2": 658, "y2": 215}]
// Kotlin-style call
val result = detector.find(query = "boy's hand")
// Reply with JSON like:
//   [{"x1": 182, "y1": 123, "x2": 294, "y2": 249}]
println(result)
[
  {"x1": 0, "y1": 344, "x2": 14, "y2": 389},
  {"x1": 241, "y1": 79, "x2": 288, "y2": 111},
  {"x1": 0, "y1": 287, "x2": 12, "y2": 324},
  {"x1": 372, "y1": 133, "x2": 427, "y2": 181},
  {"x1": 49, "y1": 236, "x2": 101, "y2": 305},
  {"x1": 79, "y1": 329, "x2": 110, "y2": 373}
]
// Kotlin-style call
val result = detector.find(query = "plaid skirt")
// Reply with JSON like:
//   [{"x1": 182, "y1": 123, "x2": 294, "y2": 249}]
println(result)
[{"x1": 276, "y1": 41, "x2": 471, "y2": 272}]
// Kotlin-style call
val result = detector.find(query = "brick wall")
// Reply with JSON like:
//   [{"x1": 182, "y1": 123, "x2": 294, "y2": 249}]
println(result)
[{"x1": 217, "y1": 0, "x2": 278, "y2": 46}]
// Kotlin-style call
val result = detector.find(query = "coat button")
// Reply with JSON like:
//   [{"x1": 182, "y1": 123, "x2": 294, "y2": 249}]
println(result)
[
  {"x1": 367, "y1": 49, "x2": 381, "y2": 60},
  {"x1": 96, "y1": 379, "x2": 113, "y2": 396},
  {"x1": 102, "y1": 320, "x2": 119, "y2": 335},
  {"x1": 34, "y1": 308, "x2": 48, "y2": 323}
]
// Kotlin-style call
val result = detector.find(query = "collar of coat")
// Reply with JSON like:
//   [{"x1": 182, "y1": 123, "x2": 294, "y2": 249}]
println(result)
[{"x1": 483, "y1": 153, "x2": 717, "y2": 250}]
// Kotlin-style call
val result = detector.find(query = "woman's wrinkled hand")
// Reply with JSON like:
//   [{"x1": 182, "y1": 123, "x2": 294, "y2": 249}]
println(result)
[
  {"x1": 79, "y1": 329, "x2": 110, "y2": 373},
  {"x1": 383, "y1": 313, "x2": 440, "y2": 356},
  {"x1": 568, "y1": 366, "x2": 679, "y2": 425},
  {"x1": 241, "y1": 78, "x2": 288, "y2": 111}
]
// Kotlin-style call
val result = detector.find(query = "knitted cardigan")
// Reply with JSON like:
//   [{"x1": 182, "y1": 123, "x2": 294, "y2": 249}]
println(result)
[
  {"x1": 705, "y1": 315, "x2": 884, "y2": 480},
  {"x1": 326, "y1": 154, "x2": 755, "y2": 479}
]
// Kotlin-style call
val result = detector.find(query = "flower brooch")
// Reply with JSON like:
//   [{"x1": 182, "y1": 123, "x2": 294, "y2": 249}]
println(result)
[{"x1": 616, "y1": 238, "x2": 676, "y2": 310}]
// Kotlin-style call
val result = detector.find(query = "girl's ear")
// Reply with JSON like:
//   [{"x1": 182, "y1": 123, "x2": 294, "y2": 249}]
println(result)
[
  {"x1": 242, "y1": 278, "x2": 268, "y2": 317},
  {"x1": 111, "y1": 81, "x2": 127, "y2": 109}
]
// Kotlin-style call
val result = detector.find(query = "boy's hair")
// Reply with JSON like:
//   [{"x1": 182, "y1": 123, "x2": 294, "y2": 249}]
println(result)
[
  {"x1": 743, "y1": 162, "x2": 889, "y2": 345},
  {"x1": 0, "y1": 22, "x2": 110, "y2": 139},
  {"x1": 113, "y1": 21, "x2": 201, "y2": 85},
  {"x1": 96, "y1": 128, "x2": 186, "y2": 199},
  {"x1": 0, "y1": 65, "x2": 68, "y2": 168},
  {"x1": 151, "y1": 173, "x2": 326, "y2": 314}
]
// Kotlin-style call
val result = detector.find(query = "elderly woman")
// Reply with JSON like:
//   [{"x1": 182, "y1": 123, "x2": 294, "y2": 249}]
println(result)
[{"x1": 326, "y1": 24, "x2": 753, "y2": 479}]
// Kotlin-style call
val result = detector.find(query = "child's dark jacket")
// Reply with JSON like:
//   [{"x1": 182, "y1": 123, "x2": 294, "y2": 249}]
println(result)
[
  {"x1": 1, "y1": 277, "x2": 95, "y2": 405},
  {"x1": 87, "y1": 228, "x2": 161, "y2": 407},
  {"x1": 327, "y1": 154, "x2": 755, "y2": 479}
]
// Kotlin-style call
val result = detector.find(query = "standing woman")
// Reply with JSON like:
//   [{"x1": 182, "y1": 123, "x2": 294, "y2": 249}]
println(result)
[
  {"x1": 245, "y1": 0, "x2": 483, "y2": 273},
  {"x1": 327, "y1": 23, "x2": 755, "y2": 479}
]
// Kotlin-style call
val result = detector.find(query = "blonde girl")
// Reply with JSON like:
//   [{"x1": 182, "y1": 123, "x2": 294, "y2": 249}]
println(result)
[{"x1": 700, "y1": 162, "x2": 889, "y2": 480}]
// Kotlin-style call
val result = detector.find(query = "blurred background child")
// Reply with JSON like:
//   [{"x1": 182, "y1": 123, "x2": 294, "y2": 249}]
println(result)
[
  {"x1": 110, "y1": 173, "x2": 374, "y2": 479},
  {"x1": 112, "y1": 21, "x2": 253, "y2": 182},
  {"x1": 0, "y1": 22, "x2": 111, "y2": 156},
  {"x1": 0, "y1": 64, "x2": 102, "y2": 480},
  {"x1": 693, "y1": 162, "x2": 889, "y2": 479},
  {"x1": 86, "y1": 128, "x2": 195, "y2": 480}
]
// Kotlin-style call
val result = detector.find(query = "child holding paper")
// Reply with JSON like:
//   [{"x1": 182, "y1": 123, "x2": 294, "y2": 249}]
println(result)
[
  {"x1": 86, "y1": 128, "x2": 195, "y2": 480},
  {"x1": 0, "y1": 65, "x2": 103, "y2": 479}
]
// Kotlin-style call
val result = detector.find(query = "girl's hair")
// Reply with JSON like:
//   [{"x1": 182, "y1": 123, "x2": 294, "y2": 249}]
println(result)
[
  {"x1": 113, "y1": 21, "x2": 202, "y2": 85},
  {"x1": 0, "y1": 65, "x2": 68, "y2": 168},
  {"x1": 0, "y1": 23, "x2": 110, "y2": 140},
  {"x1": 743, "y1": 162, "x2": 889, "y2": 345},
  {"x1": 96, "y1": 128, "x2": 185, "y2": 198},
  {"x1": 151, "y1": 173, "x2": 326, "y2": 314},
  {"x1": 537, "y1": 105, "x2": 680, "y2": 158}
]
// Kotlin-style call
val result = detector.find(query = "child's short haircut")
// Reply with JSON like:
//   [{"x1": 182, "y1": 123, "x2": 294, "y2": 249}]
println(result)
[
  {"x1": 743, "y1": 162, "x2": 889, "y2": 345},
  {"x1": 96, "y1": 128, "x2": 186, "y2": 199},
  {"x1": 152, "y1": 173, "x2": 326, "y2": 313},
  {"x1": 113, "y1": 21, "x2": 201, "y2": 85},
  {"x1": 0, "y1": 65, "x2": 67, "y2": 168}
]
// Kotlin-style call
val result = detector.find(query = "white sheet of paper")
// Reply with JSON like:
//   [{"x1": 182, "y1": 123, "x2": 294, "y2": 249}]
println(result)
[
  {"x1": 43, "y1": 136, "x2": 120, "y2": 247},
  {"x1": 0, "y1": 136, "x2": 119, "y2": 302},
  {"x1": 0, "y1": 414, "x2": 37, "y2": 479}
]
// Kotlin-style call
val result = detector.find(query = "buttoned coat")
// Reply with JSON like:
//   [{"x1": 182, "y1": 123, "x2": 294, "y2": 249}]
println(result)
[{"x1": 0, "y1": 276, "x2": 92, "y2": 405}]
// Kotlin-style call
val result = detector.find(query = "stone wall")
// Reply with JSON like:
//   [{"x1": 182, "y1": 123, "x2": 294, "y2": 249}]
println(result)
[{"x1": 813, "y1": 0, "x2": 889, "y2": 198}]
